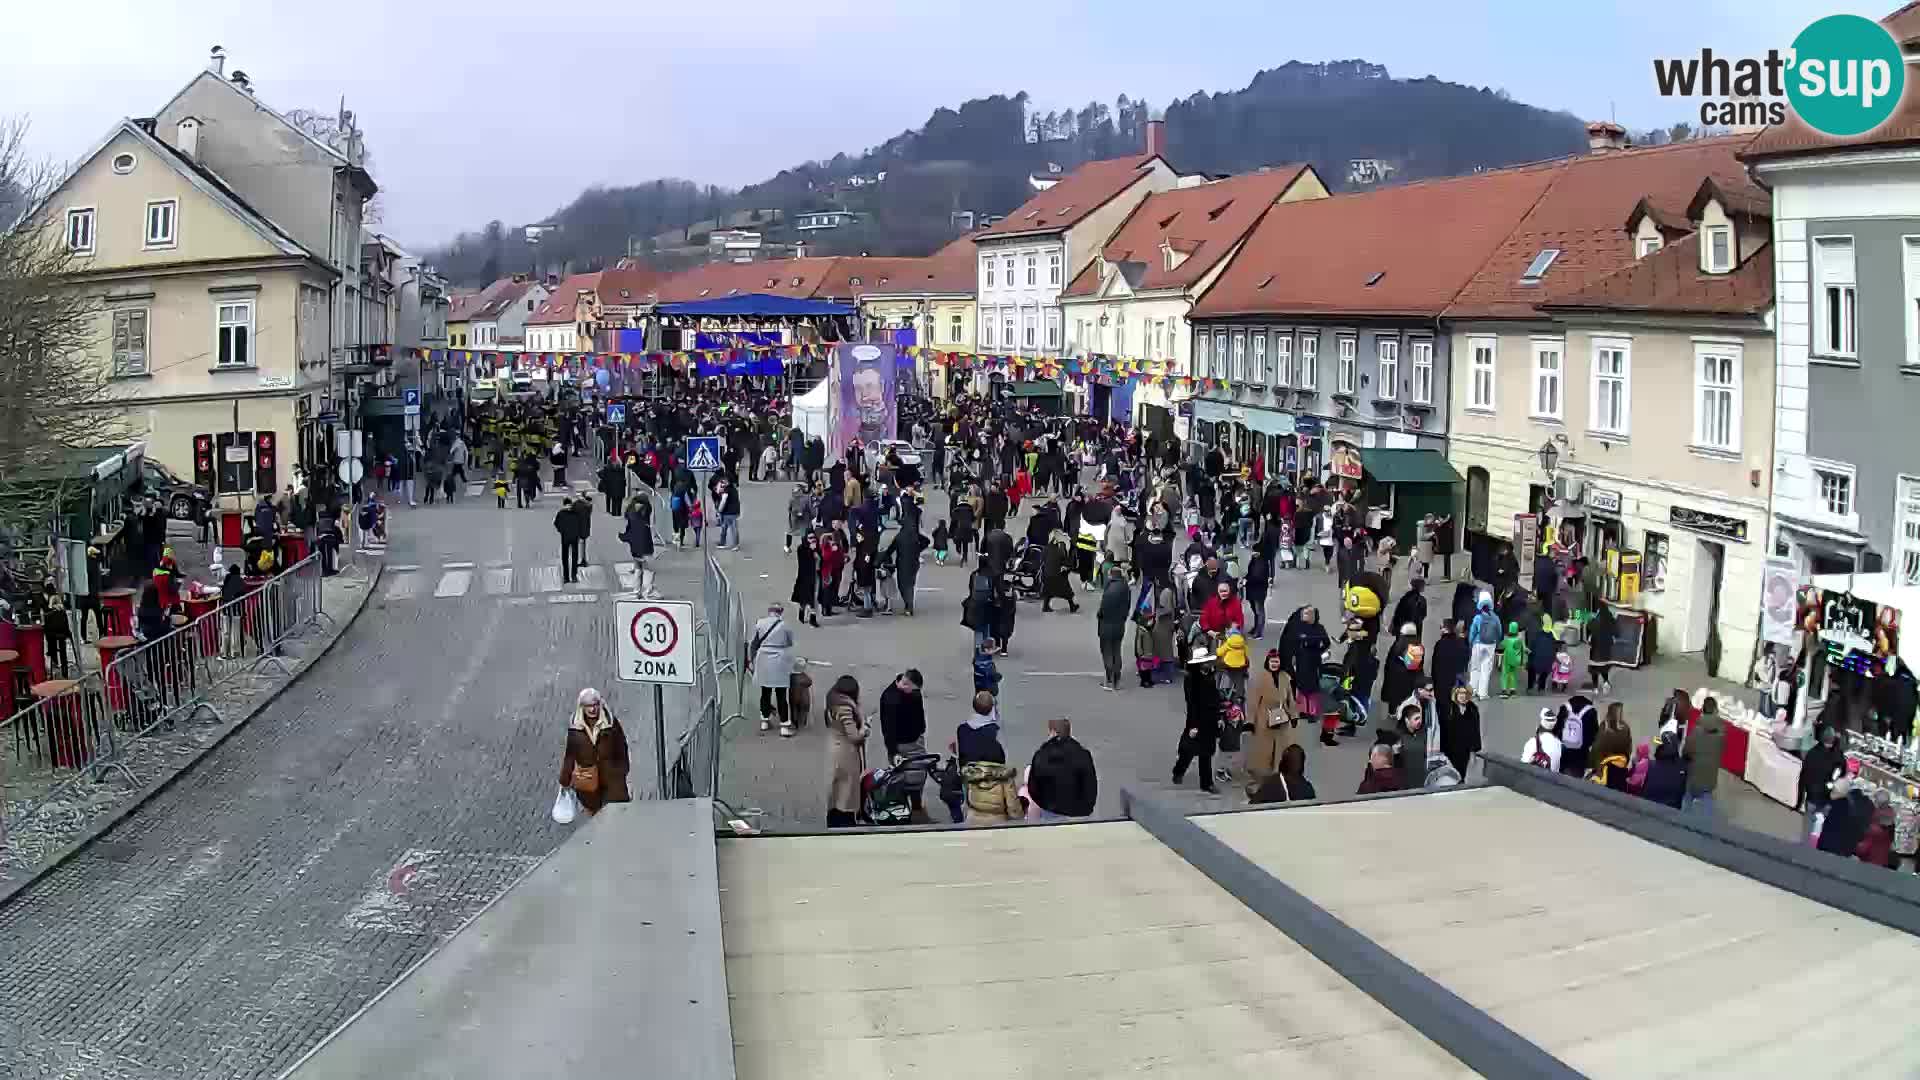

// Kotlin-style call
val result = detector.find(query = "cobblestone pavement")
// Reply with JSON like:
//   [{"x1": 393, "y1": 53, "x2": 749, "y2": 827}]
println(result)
[
  {"x1": 706, "y1": 477, "x2": 1799, "y2": 840},
  {"x1": 0, "y1": 567, "x2": 375, "y2": 891},
  {"x1": 0, "y1": 462, "x2": 694, "y2": 1080}
]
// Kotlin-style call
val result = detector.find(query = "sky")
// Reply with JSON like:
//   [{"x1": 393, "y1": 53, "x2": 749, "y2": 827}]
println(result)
[{"x1": 1, "y1": 0, "x2": 1846, "y2": 251}]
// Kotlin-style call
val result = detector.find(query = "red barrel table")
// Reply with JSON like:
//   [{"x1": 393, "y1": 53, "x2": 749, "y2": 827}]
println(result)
[
  {"x1": 278, "y1": 530, "x2": 311, "y2": 566},
  {"x1": 220, "y1": 510, "x2": 245, "y2": 548},
  {"x1": 97, "y1": 635, "x2": 136, "y2": 712},
  {"x1": 99, "y1": 587, "x2": 136, "y2": 637},
  {"x1": 184, "y1": 595, "x2": 219, "y2": 655},
  {"x1": 14, "y1": 623, "x2": 46, "y2": 687},
  {"x1": 31, "y1": 679, "x2": 87, "y2": 768},
  {"x1": 0, "y1": 648, "x2": 17, "y2": 717}
]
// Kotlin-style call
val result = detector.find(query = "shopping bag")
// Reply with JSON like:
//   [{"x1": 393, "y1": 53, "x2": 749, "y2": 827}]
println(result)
[{"x1": 551, "y1": 786, "x2": 580, "y2": 824}]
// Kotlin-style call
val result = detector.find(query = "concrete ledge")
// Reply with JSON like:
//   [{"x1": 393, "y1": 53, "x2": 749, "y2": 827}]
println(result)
[
  {"x1": 0, "y1": 562, "x2": 384, "y2": 911},
  {"x1": 280, "y1": 797, "x2": 736, "y2": 1080},
  {"x1": 1122, "y1": 786, "x2": 1582, "y2": 1080},
  {"x1": 1481, "y1": 752, "x2": 1920, "y2": 938}
]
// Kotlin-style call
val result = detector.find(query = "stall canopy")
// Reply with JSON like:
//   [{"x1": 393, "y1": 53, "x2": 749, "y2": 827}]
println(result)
[
  {"x1": 1360, "y1": 448, "x2": 1461, "y2": 485},
  {"x1": 654, "y1": 294, "x2": 854, "y2": 318},
  {"x1": 792, "y1": 380, "x2": 831, "y2": 444},
  {"x1": 1007, "y1": 378, "x2": 1064, "y2": 398}
]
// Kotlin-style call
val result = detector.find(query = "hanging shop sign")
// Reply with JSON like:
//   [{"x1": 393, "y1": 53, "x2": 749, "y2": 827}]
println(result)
[
  {"x1": 1669, "y1": 505, "x2": 1749, "y2": 543},
  {"x1": 1329, "y1": 443, "x2": 1363, "y2": 481},
  {"x1": 1585, "y1": 486, "x2": 1622, "y2": 515},
  {"x1": 1292, "y1": 416, "x2": 1324, "y2": 436}
]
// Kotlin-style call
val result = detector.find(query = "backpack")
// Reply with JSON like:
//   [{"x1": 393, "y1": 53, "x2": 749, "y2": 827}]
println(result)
[
  {"x1": 1526, "y1": 736, "x2": 1552, "y2": 769},
  {"x1": 1474, "y1": 613, "x2": 1501, "y2": 646}
]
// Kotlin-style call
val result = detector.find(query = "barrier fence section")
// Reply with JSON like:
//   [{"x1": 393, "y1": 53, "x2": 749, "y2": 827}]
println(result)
[
  {"x1": 666, "y1": 555, "x2": 745, "y2": 800},
  {"x1": 0, "y1": 554, "x2": 331, "y2": 847}
]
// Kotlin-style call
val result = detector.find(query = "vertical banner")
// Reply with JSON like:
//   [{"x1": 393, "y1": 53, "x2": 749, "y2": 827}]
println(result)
[
  {"x1": 1759, "y1": 557, "x2": 1800, "y2": 647},
  {"x1": 829, "y1": 342, "x2": 897, "y2": 460}
]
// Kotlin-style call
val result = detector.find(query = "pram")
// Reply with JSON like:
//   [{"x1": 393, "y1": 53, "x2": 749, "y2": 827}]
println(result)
[
  {"x1": 859, "y1": 752, "x2": 949, "y2": 826},
  {"x1": 1008, "y1": 539, "x2": 1045, "y2": 600}
]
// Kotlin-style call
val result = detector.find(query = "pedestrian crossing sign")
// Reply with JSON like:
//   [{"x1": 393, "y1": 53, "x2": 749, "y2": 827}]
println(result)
[{"x1": 687, "y1": 436, "x2": 722, "y2": 472}]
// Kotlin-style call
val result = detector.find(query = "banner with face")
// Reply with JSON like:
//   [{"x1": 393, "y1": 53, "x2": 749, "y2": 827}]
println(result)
[{"x1": 829, "y1": 343, "x2": 898, "y2": 460}]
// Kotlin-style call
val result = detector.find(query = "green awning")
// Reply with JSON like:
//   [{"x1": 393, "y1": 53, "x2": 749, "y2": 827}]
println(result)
[
  {"x1": 1360, "y1": 448, "x2": 1460, "y2": 484},
  {"x1": 1007, "y1": 378, "x2": 1063, "y2": 398}
]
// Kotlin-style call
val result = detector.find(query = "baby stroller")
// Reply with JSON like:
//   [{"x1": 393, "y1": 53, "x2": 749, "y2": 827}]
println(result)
[
  {"x1": 1008, "y1": 540, "x2": 1045, "y2": 600},
  {"x1": 1319, "y1": 670, "x2": 1368, "y2": 733},
  {"x1": 860, "y1": 752, "x2": 947, "y2": 826}
]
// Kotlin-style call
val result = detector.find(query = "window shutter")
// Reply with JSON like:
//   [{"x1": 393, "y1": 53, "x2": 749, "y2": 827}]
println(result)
[{"x1": 1816, "y1": 238, "x2": 1855, "y2": 284}]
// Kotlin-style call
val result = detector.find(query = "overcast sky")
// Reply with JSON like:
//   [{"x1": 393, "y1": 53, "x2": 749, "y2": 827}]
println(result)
[{"x1": 4, "y1": 0, "x2": 1839, "y2": 250}]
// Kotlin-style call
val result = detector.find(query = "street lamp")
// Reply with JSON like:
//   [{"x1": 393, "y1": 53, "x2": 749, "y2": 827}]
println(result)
[{"x1": 1537, "y1": 439, "x2": 1559, "y2": 478}]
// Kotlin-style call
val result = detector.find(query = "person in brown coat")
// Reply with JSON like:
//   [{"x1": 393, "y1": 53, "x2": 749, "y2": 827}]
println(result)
[
  {"x1": 1243, "y1": 649, "x2": 1299, "y2": 796},
  {"x1": 960, "y1": 760, "x2": 1025, "y2": 825},
  {"x1": 825, "y1": 674, "x2": 868, "y2": 827},
  {"x1": 559, "y1": 687, "x2": 631, "y2": 814}
]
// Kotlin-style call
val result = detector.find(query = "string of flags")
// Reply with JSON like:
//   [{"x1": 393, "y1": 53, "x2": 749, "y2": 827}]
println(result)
[{"x1": 404, "y1": 344, "x2": 1228, "y2": 394}]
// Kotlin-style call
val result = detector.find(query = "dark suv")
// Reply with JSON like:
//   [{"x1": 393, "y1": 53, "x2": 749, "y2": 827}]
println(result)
[{"x1": 139, "y1": 460, "x2": 211, "y2": 520}]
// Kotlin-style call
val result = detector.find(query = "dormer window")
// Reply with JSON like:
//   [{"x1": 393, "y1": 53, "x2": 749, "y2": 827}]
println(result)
[
  {"x1": 1519, "y1": 249, "x2": 1561, "y2": 284},
  {"x1": 1637, "y1": 235, "x2": 1663, "y2": 258},
  {"x1": 850, "y1": 276, "x2": 862, "y2": 286},
  {"x1": 1704, "y1": 226, "x2": 1733, "y2": 273}
]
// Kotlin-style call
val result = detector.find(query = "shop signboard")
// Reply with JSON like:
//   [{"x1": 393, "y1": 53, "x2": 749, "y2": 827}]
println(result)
[
  {"x1": 1585, "y1": 487, "x2": 1622, "y2": 515},
  {"x1": 1670, "y1": 505, "x2": 1749, "y2": 543},
  {"x1": 1329, "y1": 443, "x2": 1363, "y2": 481},
  {"x1": 1292, "y1": 416, "x2": 1324, "y2": 436},
  {"x1": 1818, "y1": 590, "x2": 1883, "y2": 676}
]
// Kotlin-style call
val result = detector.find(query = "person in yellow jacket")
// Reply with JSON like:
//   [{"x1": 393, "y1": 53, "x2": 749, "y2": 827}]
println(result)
[{"x1": 1217, "y1": 628, "x2": 1249, "y2": 705}]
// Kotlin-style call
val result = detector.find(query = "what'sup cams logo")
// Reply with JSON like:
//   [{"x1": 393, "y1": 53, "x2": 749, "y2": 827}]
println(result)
[{"x1": 1654, "y1": 14, "x2": 1906, "y2": 136}]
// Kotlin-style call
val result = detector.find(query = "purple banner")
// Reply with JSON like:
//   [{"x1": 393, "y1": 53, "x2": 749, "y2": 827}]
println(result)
[{"x1": 829, "y1": 342, "x2": 897, "y2": 460}]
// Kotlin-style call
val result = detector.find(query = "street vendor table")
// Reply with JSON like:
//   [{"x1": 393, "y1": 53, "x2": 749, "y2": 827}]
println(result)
[
  {"x1": 99, "y1": 587, "x2": 135, "y2": 636},
  {"x1": 184, "y1": 595, "x2": 218, "y2": 654},
  {"x1": 1745, "y1": 736, "x2": 1803, "y2": 807},
  {"x1": 0, "y1": 649, "x2": 17, "y2": 717},
  {"x1": 30, "y1": 678, "x2": 88, "y2": 768},
  {"x1": 97, "y1": 635, "x2": 136, "y2": 712},
  {"x1": 278, "y1": 530, "x2": 310, "y2": 566},
  {"x1": 13, "y1": 623, "x2": 46, "y2": 687}
]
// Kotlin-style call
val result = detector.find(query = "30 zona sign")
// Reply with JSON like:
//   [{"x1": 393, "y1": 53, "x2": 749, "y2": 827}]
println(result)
[{"x1": 615, "y1": 599, "x2": 694, "y2": 685}]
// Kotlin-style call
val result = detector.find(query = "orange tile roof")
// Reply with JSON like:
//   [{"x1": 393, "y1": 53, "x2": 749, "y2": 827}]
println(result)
[
  {"x1": 526, "y1": 272, "x2": 603, "y2": 325},
  {"x1": 850, "y1": 234, "x2": 980, "y2": 297},
  {"x1": 1443, "y1": 134, "x2": 1761, "y2": 319},
  {"x1": 1062, "y1": 166, "x2": 1312, "y2": 298},
  {"x1": 1744, "y1": 5, "x2": 1920, "y2": 159},
  {"x1": 1541, "y1": 232, "x2": 1773, "y2": 317},
  {"x1": 649, "y1": 258, "x2": 844, "y2": 304},
  {"x1": 597, "y1": 264, "x2": 671, "y2": 307},
  {"x1": 448, "y1": 279, "x2": 514, "y2": 321},
  {"x1": 1191, "y1": 165, "x2": 1561, "y2": 319},
  {"x1": 974, "y1": 154, "x2": 1163, "y2": 239}
]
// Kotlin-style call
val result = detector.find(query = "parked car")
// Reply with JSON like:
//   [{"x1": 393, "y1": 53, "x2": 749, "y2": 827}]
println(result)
[{"x1": 142, "y1": 459, "x2": 211, "y2": 520}]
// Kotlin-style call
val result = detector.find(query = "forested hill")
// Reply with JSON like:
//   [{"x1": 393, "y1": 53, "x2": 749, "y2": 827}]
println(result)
[{"x1": 426, "y1": 60, "x2": 1590, "y2": 286}]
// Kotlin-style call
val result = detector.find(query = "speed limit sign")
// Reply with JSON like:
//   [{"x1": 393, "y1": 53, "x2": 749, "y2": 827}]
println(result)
[{"x1": 615, "y1": 599, "x2": 694, "y2": 684}]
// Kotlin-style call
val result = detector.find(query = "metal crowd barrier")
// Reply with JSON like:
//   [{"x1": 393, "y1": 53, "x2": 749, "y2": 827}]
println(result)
[
  {"x1": 0, "y1": 554, "x2": 330, "y2": 846},
  {"x1": 663, "y1": 555, "x2": 747, "y2": 801}
]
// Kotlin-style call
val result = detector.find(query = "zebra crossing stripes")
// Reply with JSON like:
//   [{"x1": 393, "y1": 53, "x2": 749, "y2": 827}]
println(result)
[
  {"x1": 482, "y1": 568, "x2": 514, "y2": 595},
  {"x1": 380, "y1": 563, "x2": 638, "y2": 603}
]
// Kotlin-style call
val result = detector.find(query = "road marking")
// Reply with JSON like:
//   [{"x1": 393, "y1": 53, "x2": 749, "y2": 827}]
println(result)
[
  {"x1": 384, "y1": 570, "x2": 427, "y2": 599},
  {"x1": 576, "y1": 564, "x2": 607, "y2": 591},
  {"x1": 614, "y1": 562, "x2": 638, "y2": 591},
  {"x1": 506, "y1": 596, "x2": 537, "y2": 606},
  {"x1": 549, "y1": 593, "x2": 599, "y2": 604},
  {"x1": 433, "y1": 570, "x2": 472, "y2": 598},
  {"x1": 529, "y1": 565, "x2": 562, "y2": 593},
  {"x1": 1023, "y1": 671, "x2": 1104, "y2": 677},
  {"x1": 387, "y1": 564, "x2": 421, "y2": 573},
  {"x1": 482, "y1": 568, "x2": 514, "y2": 595},
  {"x1": 443, "y1": 561, "x2": 475, "y2": 570}
]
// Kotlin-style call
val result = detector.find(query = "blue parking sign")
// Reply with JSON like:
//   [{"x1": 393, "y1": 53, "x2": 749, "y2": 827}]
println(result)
[{"x1": 402, "y1": 387, "x2": 420, "y2": 407}]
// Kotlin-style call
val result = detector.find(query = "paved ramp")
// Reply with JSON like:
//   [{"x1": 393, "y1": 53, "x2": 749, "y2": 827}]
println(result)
[{"x1": 282, "y1": 798, "x2": 735, "y2": 1080}]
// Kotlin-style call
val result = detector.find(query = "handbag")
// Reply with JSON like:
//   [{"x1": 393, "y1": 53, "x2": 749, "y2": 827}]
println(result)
[
  {"x1": 551, "y1": 786, "x2": 580, "y2": 824},
  {"x1": 570, "y1": 761, "x2": 601, "y2": 796}
]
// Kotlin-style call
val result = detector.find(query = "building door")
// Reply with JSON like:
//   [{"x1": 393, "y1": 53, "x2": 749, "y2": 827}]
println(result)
[
  {"x1": 1465, "y1": 467, "x2": 1490, "y2": 533},
  {"x1": 1688, "y1": 538, "x2": 1725, "y2": 653}
]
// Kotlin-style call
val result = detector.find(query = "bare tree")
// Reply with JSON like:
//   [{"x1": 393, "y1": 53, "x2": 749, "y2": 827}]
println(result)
[
  {"x1": 283, "y1": 107, "x2": 384, "y2": 225},
  {"x1": 0, "y1": 117, "x2": 132, "y2": 589}
]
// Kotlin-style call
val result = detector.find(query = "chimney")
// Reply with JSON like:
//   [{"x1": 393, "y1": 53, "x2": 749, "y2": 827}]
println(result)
[
  {"x1": 1144, "y1": 117, "x2": 1167, "y2": 158},
  {"x1": 1586, "y1": 120, "x2": 1628, "y2": 154},
  {"x1": 176, "y1": 116, "x2": 201, "y2": 161},
  {"x1": 208, "y1": 45, "x2": 226, "y2": 76},
  {"x1": 230, "y1": 70, "x2": 253, "y2": 95}
]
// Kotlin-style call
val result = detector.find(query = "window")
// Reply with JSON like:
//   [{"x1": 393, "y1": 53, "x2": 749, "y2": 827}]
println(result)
[
  {"x1": 1519, "y1": 248, "x2": 1560, "y2": 283},
  {"x1": 1025, "y1": 254, "x2": 1037, "y2": 285},
  {"x1": 983, "y1": 258, "x2": 994, "y2": 288},
  {"x1": 144, "y1": 199, "x2": 177, "y2": 248},
  {"x1": 1231, "y1": 330, "x2": 1247, "y2": 381},
  {"x1": 1693, "y1": 344, "x2": 1741, "y2": 452},
  {"x1": 980, "y1": 310, "x2": 994, "y2": 348},
  {"x1": 111, "y1": 152, "x2": 137, "y2": 174},
  {"x1": 1376, "y1": 337, "x2": 1399, "y2": 399},
  {"x1": 1251, "y1": 332, "x2": 1267, "y2": 384},
  {"x1": 1530, "y1": 340, "x2": 1563, "y2": 419},
  {"x1": 1274, "y1": 333, "x2": 1293, "y2": 386},
  {"x1": 949, "y1": 312, "x2": 962, "y2": 344},
  {"x1": 1814, "y1": 236, "x2": 1857, "y2": 358},
  {"x1": 1002, "y1": 257, "x2": 1014, "y2": 284},
  {"x1": 1468, "y1": 336, "x2": 1496, "y2": 409},
  {"x1": 1705, "y1": 226, "x2": 1732, "y2": 272},
  {"x1": 1410, "y1": 339, "x2": 1433, "y2": 404},
  {"x1": 111, "y1": 308, "x2": 148, "y2": 377},
  {"x1": 1815, "y1": 464, "x2": 1855, "y2": 519},
  {"x1": 1002, "y1": 308, "x2": 1015, "y2": 350},
  {"x1": 65, "y1": 208, "x2": 95, "y2": 254},
  {"x1": 1298, "y1": 334, "x2": 1318, "y2": 388},
  {"x1": 1023, "y1": 308, "x2": 1037, "y2": 349},
  {"x1": 1048, "y1": 252, "x2": 1061, "y2": 285},
  {"x1": 1213, "y1": 330, "x2": 1228, "y2": 379},
  {"x1": 1898, "y1": 477, "x2": 1920, "y2": 586},
  {"x1": 1336, "y1": 336, "x2": 1357, "y2": 394},
  {"x1": 1115, "y1": 320, "x2": 1126, "y2": 357},
  {"x1": 1045, "y1": 309, "x2": 1060, "y2": 350},
  {"x1": 1906, "y1": 237, "x2": 1920, "y2": 370},
  {"x1": 1637, "y1": 235, "x2": 1663, "y2": 258},
  {"x1": 1590, "y1": 338, "x2": 1630, "y2": 435},
  {"x1": 1195, "y1": 331, "x2": 1211, "y2": 376},
  {"x1": 216, "y1": 300, "x2": 254, "y2": 368}
]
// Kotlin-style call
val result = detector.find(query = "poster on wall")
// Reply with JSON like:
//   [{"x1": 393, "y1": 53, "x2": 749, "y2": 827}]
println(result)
[
  {"x1": 1514, "y1": 513, "x2": 1539, "y2": 559},
  {"x1": 1759, "y1": 558, "x2": 1799, "y2": 647},
  {"x1": 1816, "y1": 590, "x2": 1900, "y2": 677},
  {"x1": 1329, "y1": 443, "x2": 1363, "y2": 481},
  {"x1": 827, "y1": 342, "x2": 898, "y2": 461}
]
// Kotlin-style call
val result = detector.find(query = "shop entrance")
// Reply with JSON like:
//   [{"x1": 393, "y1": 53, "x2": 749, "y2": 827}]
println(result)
[{"x1": 1688, "y1": 538, "x2": 1726, "y2": 653}]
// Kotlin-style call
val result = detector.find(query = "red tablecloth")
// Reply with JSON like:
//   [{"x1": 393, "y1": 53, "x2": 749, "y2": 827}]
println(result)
[{"x1": 1721, "y1": 722, "x2": 1751, "y2": 778}]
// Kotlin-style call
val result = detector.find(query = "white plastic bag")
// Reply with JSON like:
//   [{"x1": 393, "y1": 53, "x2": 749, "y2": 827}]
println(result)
[{"x1": 551, "y1": 786, "x2": 580, "y2": 824}]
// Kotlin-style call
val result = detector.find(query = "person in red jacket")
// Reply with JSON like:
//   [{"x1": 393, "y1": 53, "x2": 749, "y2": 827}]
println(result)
[
  {"x1": 817, "y1": 529, "x2": 847, "y2": 616},
  {"x1": 1198, "y1": 580, "x2": 1245, "y2": 636}
]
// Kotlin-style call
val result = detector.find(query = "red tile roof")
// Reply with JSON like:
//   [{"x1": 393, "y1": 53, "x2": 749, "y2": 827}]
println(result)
[
  {"x1": 1062, "y1": 166, "x2": 1313, "y2": 298},
  {"x1": 1443, "y1": 134, "x2": 1761, "y2": 319},
  {"x1": 1541, "y1": 232, "x2": 1773, "y2": 316},
  {"x1": 597, "y1": 263, "x2": 671, "y2": 307},
  {"x1": 473, "y1": 279, "x2": 536, "y2": 321},
  {"x1": 1744, "y1": 5, "x2": 1920, "y2": 159},
  {"x1": 1888, "y1": 0, "x2": 1920, "y2": 46},
  {"x1": 448, "y1": 279, "x2": 514, "y2": 322},
  {"x1": 526, "y1": 272, "x2": 603, "y2": 325},
  {"x1": 1191, "y1": 165, "x2": 1561, "y2": 319},
  {"x1": 974, "y1": 154, "x2": 1165, "y2": 239},
  {"x1": 648, "y1": 258, "x2": 844, "y2": 305}
]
